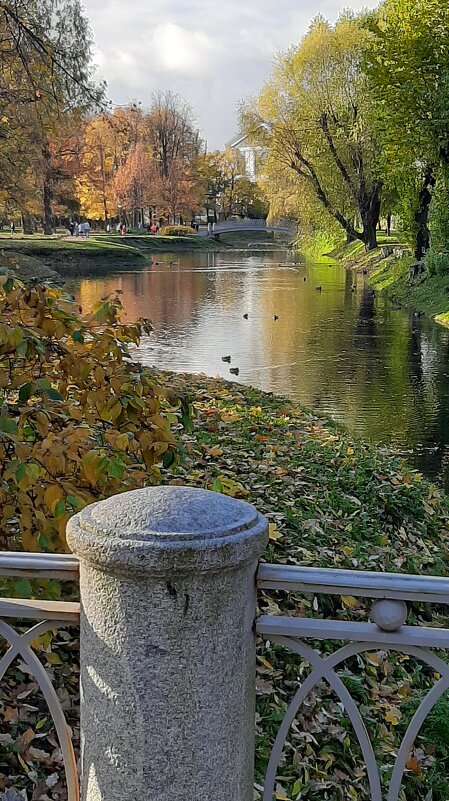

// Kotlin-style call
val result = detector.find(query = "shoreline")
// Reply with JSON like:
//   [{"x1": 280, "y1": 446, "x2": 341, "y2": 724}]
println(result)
[
  {"x1": 0, "y1": 231, "x2": 282, "y2": 278},
  {"x1": 165, "y1": 370, "x2": 449, "y2": 574},
  {"x1": 300, "y1": 233, "x2": 449, "y2": 330},
  {"x1": 0, "y1": 234, "x2": 214, "y2": 278}
]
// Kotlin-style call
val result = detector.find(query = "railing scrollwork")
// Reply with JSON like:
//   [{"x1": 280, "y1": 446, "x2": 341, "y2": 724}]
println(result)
[
  {"x1": 257, "y1": 564, "x2": 449, "y2": 801},
  {"x1": 0, "y1": 552, "x2": 80, "y2": 801}
]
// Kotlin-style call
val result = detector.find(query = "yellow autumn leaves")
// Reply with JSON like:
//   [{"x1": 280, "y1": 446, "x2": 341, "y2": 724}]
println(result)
[{"x1": 0, "y1": 278, "x2": 187, "y2": 553}]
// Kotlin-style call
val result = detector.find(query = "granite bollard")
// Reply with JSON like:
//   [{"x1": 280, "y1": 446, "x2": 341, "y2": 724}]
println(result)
[{"x1": 66, "y1": 485, "x2": 268, "y2": 801}]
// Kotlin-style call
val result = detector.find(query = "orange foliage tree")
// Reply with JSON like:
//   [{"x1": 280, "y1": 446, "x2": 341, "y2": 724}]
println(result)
[{"x1": 113, "y1": 142, "x2": 157, "y2": 226}]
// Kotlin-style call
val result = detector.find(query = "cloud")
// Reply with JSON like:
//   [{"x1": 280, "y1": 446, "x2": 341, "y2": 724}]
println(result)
[
  {"x1": 150, "y1": 23, "x2": 218, "y2": 76},
  {"x1": 84, "y1": 0, "x2": 379, "y2": 148}
]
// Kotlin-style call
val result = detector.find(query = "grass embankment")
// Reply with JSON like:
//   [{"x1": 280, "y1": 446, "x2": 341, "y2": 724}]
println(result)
[
  {"x1": 0, "y1": 230, "x2": 279, "y2": 278},
  {"x1": 0, "y1": 234, "x2": 147, "y2": 277},
  {"x1": 170, "y1": 375, "x2": 449, "y2": 801},
  {"x1": 3, "y1": 374, "x2": 449, "y2": 799},
  {"x1": 171, "y1": 374, "x2": 449, "y2": 576},
  {"x1": 371, "y1": 257, "x2": 449, "y2": 327},
  {"x1": 96, "y1": 232, "x2": 218, "y2": 254},
  {"x1": 328, "y1": 235, "x2": 449, "y2": 328}
]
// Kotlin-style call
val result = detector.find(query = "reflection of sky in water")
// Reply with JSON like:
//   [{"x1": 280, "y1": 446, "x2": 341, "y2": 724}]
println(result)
[{"x1": 73, "y1": 248, "x2": 449, "y2": 487}]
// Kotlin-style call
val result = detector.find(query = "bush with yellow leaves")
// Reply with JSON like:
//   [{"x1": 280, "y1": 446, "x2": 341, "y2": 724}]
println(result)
[{"x1": 0, "y1": 277, "x2": 189, "y2": 553}]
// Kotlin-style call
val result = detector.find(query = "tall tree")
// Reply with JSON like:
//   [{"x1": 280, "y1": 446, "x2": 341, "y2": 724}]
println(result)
[
  {"x1": 148, "y1": 91, "x2": 201, "y2": 180},
  {"x1": 365, "y1": 0, "x2": 449, "y2": 261},
  {"x1": 113, "y1": 142, "x2": 156, "y2": 227},
  {"x1": 77, "y1": 114, "x2": 116, "y2": 222},
  {"x1": 245, "y1": 14, "x2": 382, "y2": 250},
  {"x1": 0, "y1": 0, "x2": 104, "y2": 231}
]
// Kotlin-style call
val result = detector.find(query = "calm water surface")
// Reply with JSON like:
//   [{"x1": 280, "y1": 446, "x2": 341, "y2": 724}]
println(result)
[{"x1": 73, "y1": 248, "x2": 449, "y2": 487}]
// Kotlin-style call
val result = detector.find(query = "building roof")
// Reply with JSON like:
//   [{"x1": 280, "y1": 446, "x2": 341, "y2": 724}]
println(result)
[{"x1": 225, "y1": 123, "x2": 269, "y2": 150}]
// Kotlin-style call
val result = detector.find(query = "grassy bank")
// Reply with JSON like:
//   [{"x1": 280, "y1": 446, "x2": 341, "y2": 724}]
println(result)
[
  {"x1": 0, "y1": 232, "x2": 220, "y2": 278},
  {"x1": 2, "y1": 373, "x2": 449, "y2": 799},
  {"x1": 325, "y1": 234, "x2": 449, "y2": 328},
  {"x1": 0, "y1": 235, "x2": 147, "y2": 276},
  {"x1": 96, "y1": 232, "x2": 219, "y2": 253},
  {"x1": 0, "y1": 230, "x2": 280, "y2": 278},
  {"x1": 171, "y1": 375, "x2": 449, "y2": 801},
  {"x1": 170, "y1": 373, "x2": 449, "y2": 574}
]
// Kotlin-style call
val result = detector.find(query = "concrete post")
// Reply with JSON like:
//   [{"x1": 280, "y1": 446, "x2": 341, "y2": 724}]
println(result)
[{"x1": 66, "y1": 486, "x2": 268, "y2": 801}]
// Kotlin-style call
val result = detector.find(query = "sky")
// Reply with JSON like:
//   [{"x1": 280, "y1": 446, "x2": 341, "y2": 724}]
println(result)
[{"x1": 82, "y1": 0, "x2": 378, "y2": 149}]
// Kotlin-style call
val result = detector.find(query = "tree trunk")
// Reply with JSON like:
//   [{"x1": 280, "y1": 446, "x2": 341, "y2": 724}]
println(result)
[
  {"x1": 42, "y1": 143, "x2": 53, "y2": 235},
  {"x1": 21, "y1": 213, "x2": 35, "y2": 234},
  {"x1": 360, "y1": 182, "x2": 381, "y2": 251},
  {"x1": 361, "y1": 218, "x2": 378, "y2": 251},
  {"x1": 346, "y1": 230, "x2": 357, "y2": 244},
  {"x1": 414, "y1": 165, "x2": 435, "y2": 261},
  {"x1": 102, "y1": 194, "x2": 108, "y2": 224},
  {"x1": 386, "y1": 214, "x2": 391, "y2": 237}
]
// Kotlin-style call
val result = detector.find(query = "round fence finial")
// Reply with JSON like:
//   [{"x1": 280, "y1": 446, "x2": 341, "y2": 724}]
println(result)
[{"x1": 370, "y1": 599, "x2": 408, "y2": 632}]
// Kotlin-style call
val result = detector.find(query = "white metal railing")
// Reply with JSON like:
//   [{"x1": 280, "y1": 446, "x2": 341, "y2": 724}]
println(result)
[
  {"x1": 2, "y1": 552, "x2": 449, "y2": 801},
  {"x1": 0, "y1": 552, "x2": 80, "y2": 801},
  {"x1": 213, "y1": 219, "x2": 296, "y2": 233},
  {"x1": 257, "y1": 563, "x2": 449, "y2": 801}
]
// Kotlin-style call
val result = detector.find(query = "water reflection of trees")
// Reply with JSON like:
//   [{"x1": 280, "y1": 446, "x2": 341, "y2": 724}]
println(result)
[
  {"x1": 76, "y1": 256, "x2": 218, "y2": 335},
  {"x1": 75, "y1": 253, "x2": 449, "y2": 487}
]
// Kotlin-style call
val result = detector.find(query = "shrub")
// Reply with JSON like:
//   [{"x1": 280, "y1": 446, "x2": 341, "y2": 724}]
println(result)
[
  {"x1": 424, "y1": 248, "x2": 449, "y2": 276},
  {"x1": 0, "y1": 278, "x2": 190, "y2": 552},
  {"x1": 426, "y1": 167, "x2": 449, "y2": 274},
  {"x1": 158, "y1": 225, "x2": 196, "y2": 237}
]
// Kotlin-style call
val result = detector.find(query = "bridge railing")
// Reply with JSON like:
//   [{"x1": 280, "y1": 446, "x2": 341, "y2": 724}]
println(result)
[
  {"x1": 2, "y1": 487, "x2": 448, "y2": 801},
  {"x1": 213, "y1": 218, "x2": 268, "y2": 231},
  {"x1": 211, "y1": 219, "x2": 297, "y2": 233}
]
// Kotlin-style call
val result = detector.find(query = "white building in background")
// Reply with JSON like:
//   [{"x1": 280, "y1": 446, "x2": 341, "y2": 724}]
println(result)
[{"x1": 225, "y1": 129, "x2": 268, "y2": 182}]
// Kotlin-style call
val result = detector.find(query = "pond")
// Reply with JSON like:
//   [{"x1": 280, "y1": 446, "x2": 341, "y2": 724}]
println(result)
[{"x1": 73, "y1": 247, "x2": 449, "y2": 488}]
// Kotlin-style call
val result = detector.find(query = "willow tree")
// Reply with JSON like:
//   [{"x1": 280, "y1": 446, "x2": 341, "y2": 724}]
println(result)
[{"x1": 246, "y1": 14, "x2": 382, "y2": 251}]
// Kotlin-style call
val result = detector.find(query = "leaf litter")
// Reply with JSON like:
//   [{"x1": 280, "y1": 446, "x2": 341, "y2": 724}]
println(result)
[{"x1": 3, "y1": 372, "x2": 449, "y2": 800}]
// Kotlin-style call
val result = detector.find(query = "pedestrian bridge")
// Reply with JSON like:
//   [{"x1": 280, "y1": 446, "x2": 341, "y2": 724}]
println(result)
[{"x1": 199, "y1": 219, "x2": 297, "y2": 237}]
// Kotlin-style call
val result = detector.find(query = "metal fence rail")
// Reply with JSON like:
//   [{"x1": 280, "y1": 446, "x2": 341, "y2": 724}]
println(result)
[
  {"x1": 257, "y1": 563, "x2": 449, "y2": 801},
  {"x1": 3, "y1": 553, "x2": 449, "y2": 801},
  {"x1": 1, "y1": 552, "x2": 80, "y2": 801}
]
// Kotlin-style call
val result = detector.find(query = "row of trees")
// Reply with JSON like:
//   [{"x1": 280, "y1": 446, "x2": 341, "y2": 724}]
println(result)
[
  {"x1": 76, "y1": 96, "x2": 202, "y2": 227},
  {"x1": 78, "y1": 105, "x2": 267, "y2": 226},
  {"x1": 0, "y1": 1, "x2": 268, "y2": 232},
  {"x1": 244, "y1": 0, "x2": 449, "y2": 265},
  {"x1": 0, "y1": 0, "x2": 103, "y2": 233}
]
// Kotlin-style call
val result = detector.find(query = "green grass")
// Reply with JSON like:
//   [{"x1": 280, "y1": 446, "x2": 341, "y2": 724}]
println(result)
[
  {"x1": 215, "y1": 230, "x2": 279, "y2": 247},
  {"x1": 0, "y1": 235, "x2": 144, "y2": 257},
  {"x1": 325, "y1": 233, "x2": 449, "y2": 327},
  {"x1": 96, "y1": 233, "x2": 218, "y2": 253},
  {"x1": 0, "y1": 236, "x2": 148, "y2": 276},
  {"x1": 435, "y1": 310, "x2": 449, "y2": 326}
]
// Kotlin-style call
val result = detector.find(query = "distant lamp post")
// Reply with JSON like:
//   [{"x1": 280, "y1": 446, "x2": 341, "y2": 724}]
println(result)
[{"x1": 205, "y1": 192, "x2": 215, "y2": 224}]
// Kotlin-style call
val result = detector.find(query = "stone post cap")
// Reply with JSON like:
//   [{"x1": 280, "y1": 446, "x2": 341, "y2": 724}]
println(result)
[{"x1": 66, "y1": 486, "x2": 268, "y2": 576}]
